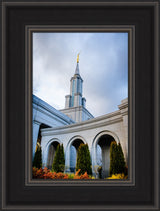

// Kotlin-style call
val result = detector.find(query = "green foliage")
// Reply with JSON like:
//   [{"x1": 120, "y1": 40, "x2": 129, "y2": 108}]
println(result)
[
  {"x1": 109, "y1": 141, "x2": 117, "y2": 175},
  {"x1": 117, "y1": 142, "x2": 126, "y2": 174},
  {"x1": 109, "y1": 141, "x2": 126, "y2": 176},
  {"x1": 32, "y1": 144, "x2": 42, "y2": 169},
  {"x1": 66, "y1": 173, "x2": 75, "y2": 179},
  {"x1": 52, "y1": 144, "x2": 65, "y2": 173},
  {"x1": 76, "y1": 143, "x2": 92, "y2": 175}
]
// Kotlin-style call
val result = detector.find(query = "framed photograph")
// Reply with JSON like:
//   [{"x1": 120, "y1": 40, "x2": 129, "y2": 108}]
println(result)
[
  {"x1": 1, "y1": 0, "x2": 159, "y2": 210},
  {"x1": 31, "y1": 29, "x2": 131, "y2": 183}
]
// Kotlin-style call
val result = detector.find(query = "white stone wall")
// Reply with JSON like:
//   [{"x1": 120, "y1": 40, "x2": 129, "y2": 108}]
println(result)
[
  {"x1": 41, "y1": 99, "x2": 128, "y2": 176},
  {"x1": 60, "y1": 106, "x2": 94, "y2": 123},
  {"x1": 33, "y1": 94, "x2": 128, "y2": 177}
]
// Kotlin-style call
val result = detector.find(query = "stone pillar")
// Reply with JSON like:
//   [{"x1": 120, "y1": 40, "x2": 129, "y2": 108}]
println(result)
[
  {"x1": 65, "y1": 95, "x2": 71, "y2": 108},
  {"x1": 70, "y1": 145, "x2": 76, "y2": 172},
  {"x1": 65, "y1": 146, "x2": 71, "y2": 172},
  {"x1": 121, "y1": 115, "x2": 128, "y2": 164},
  {"x1": 118, "y1": 98, "x2": 128, "y2": 164},
  {"x1": 47, "y1": 145, "x2": 56, "y2": 169},
  {"x1": 32, "y1": 121, "x2": 40, "y2": 160},
  {"x1": 41, "y1": 143, "x2": 49, "y2": 168},
  {"x1": 91, "y1": 145, "x2": 98, "y2": 178},
  {"x1": 74, "y1": 93, "x2": 82, "y2": 107},
  {"x1": 101, "y1": 145, "x2": 110, "y2": 178}
]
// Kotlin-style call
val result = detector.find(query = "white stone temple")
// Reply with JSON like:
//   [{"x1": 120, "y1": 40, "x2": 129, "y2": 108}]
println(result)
[{"x1": 32, "y1": 54, "x2": 128, "y2": 178}]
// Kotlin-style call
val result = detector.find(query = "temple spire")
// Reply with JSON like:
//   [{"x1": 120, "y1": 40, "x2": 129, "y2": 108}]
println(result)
[{"x1": 75, "y1": 53, "x2": 80, "y2": 75}]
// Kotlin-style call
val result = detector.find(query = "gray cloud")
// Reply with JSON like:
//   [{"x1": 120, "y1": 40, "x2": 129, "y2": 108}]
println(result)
[{"x1": 33, "y1": 33, "x2": 128, "y2": 117}]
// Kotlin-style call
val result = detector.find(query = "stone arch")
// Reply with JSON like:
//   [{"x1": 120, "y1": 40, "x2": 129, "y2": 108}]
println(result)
[
  {"x1": 45, "y1": 138, "x2": 62, "y2": 169},
  {"x1": 65, "y1": 136, "x2": 87, "y2": 172},
  {"x1": 92, "y1": 130, "x2": 120, "y2": 178}
]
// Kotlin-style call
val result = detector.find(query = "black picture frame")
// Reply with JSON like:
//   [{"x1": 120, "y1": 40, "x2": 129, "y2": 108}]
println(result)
[
  {"x1": 26, "y1": 25, "x2": 135, "y2": 186},
  {"x1": 1, "y1": 1, "x2": 159, "y2": 210}
]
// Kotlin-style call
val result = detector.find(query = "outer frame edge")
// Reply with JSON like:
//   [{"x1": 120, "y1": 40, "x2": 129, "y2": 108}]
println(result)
[
  {"x1": 153, "y1": 1, "x2": 160, "y2": 210},
  {"x1": 2, "y1": 1, "x2": 159, "y2": 210},
  {"x1": 2, "y1": 1, "x2": 7, "y2": 210}
]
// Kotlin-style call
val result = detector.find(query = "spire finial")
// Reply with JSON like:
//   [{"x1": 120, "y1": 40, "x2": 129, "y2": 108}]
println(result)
[{"x1": 77, "y1": 53, "x2": 80, "y2": 63}]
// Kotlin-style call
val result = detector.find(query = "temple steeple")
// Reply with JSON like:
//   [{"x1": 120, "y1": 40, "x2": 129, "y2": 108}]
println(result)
[
  {"x1": 60, "y1": 54, "x2": 94, "y2": 122},
  {"x1": 65, "y1": 54, "x2": 85, "y2": 108}
]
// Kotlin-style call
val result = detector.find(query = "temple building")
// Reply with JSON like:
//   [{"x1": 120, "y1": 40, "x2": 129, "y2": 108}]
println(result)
[{"x1": 33, "y1": 54, "x2": 128, "y2": 178}]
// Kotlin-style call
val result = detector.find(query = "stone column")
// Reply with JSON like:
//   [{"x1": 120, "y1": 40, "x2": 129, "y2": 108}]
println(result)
[
  {"x1": 118, "y1": 98, "x2": 128, "y2": 164},
  {"x1": 65, "y1": 95, "x2": 71, "y2": 108},
  {"x1": 101, "y1": 145, "x2": 110, "y2": 178},
  {"x1": 91, "y1": 145, "x2": 98, "y2": 178},
  {"x1": 74, "y1": 93, "x2": 82, "y2": 107},
  {"x1": 65, "y1": 146, "x2": 71, "y2": 172},
  {"x1": 41, "y1": 143, "x2": 49, "y2": 168},
  {"x1": 32, "y1": 121, "x2": 40, "y2": 161}
]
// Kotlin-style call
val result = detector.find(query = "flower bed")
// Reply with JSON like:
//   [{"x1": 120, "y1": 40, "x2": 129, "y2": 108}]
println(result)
[{"x1": 32, "y1": 167, "x2": 90, "y2": 179}]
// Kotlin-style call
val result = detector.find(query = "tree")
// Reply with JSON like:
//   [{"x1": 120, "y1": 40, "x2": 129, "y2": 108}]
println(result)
[
  {"x1": 76, "y1": 143, "x2": 92, "y2": 175},
  {"x1": 32, "y1": 143, "x2": 42, "y2": 169},
  {"x1": 109, "y1": 141, "x2": 117, "y2": 175},
  {"x1": 52, "y1": 144, "x2": 65, "y2": 173},
  {"x1": 59, "y1": 144, "x2": 65, "y2": 172},
  {"x1": 117, "y1": 142, "x2": 126, "y2": 174},
  {"x1": 109, "y1": 141, "x2": 126, "y2": 176}
]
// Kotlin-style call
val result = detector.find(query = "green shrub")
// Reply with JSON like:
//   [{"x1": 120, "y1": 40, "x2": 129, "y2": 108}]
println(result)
[
  {"x1": 109, "y1": 141, "x2": 117, "y2": 175},
  {"x1": 117, "y1": 142, "x2": 126, "y2": 174},
  {"x1": 76, "y1": 143, "x2": 92, "y2": 175},
  {"x1": 52, "y1": 144, "x2": 65, "y2": 172},
  {"x1": 109, "y1": 141, "x2": 126, "y2": 175},
  {"x1": 32, "y1": 143, "x2": 42, "y2": 169}
]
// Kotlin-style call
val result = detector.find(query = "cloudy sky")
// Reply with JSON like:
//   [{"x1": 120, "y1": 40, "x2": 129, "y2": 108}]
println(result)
[{"x1": 33, "y1": 32, "x2": 128, "y2": 117}]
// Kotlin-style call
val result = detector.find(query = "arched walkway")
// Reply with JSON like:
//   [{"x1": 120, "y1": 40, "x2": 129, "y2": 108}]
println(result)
[
  {"x1": 65, "y1": 136, "x2": 86, "y2": 172},
  {"x1": 44, "y1": 138, "x2": 62, "y2": 169},
  {"x1": 47, "y1": 141, "x2": 59, "y2": 169},
  {"x1": 92, "y1": 131, "x2": 119, "y2": 178}
]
